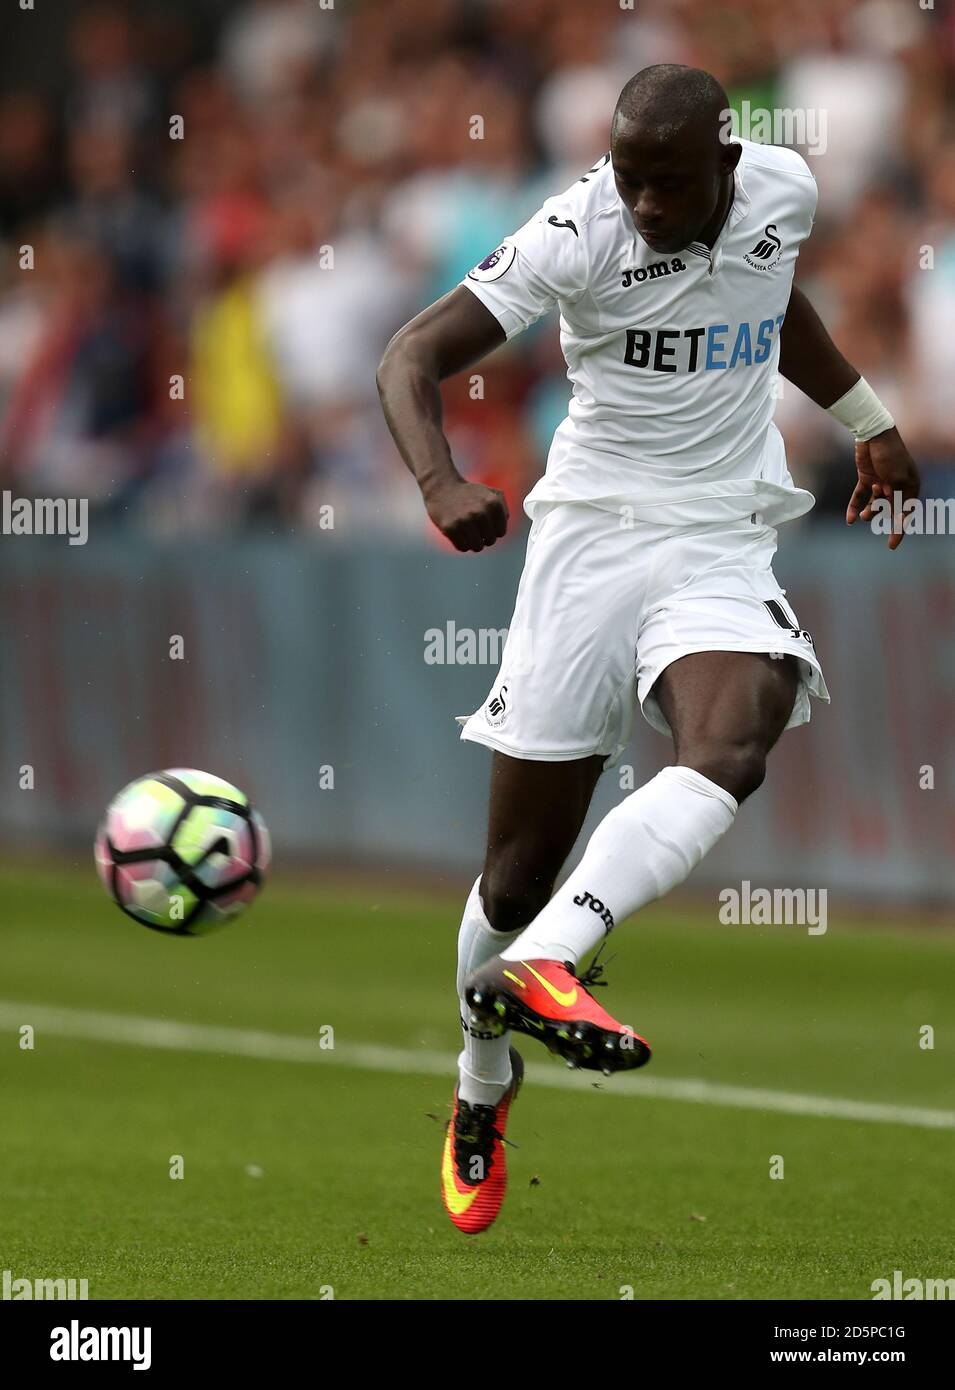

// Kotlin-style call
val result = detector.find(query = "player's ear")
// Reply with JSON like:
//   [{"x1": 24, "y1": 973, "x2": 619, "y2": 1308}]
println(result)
[{"x1": 720, "y1": 139, "x2": 743, "y2": 174}]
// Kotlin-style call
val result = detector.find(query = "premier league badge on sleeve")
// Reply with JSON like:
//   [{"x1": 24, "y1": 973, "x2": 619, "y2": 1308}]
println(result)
[{"x1": 467, "y1": 242, "x2": 517, "y2": 282}]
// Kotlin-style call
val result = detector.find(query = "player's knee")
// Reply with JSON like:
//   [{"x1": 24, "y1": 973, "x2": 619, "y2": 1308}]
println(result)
[
  {"x1": 685, "y1": 739, "x2": 767, "y2": 805},
  {"x1": 480, "y1": 856, "x2": 556, "y2": 935}
]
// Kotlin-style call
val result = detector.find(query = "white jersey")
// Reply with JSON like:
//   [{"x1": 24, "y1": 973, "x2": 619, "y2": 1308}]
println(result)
[{"x1": 461, "y1": 139, "x2": 818, "y2": 527}]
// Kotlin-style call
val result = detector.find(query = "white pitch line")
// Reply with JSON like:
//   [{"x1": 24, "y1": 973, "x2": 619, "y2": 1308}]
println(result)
[{"x1": 2, "y1": 1000, "x2": 953, "y2": 1132}]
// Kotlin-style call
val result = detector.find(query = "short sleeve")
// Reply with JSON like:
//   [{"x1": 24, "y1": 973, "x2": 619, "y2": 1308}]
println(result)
[
  {"x1": 460, "y1": 198, "x2": 589, "y2": 340},
  {"x1": 805, "y1": 171, "x2": 819, "y2": 235},
  {"x1": 785, "y1": 149, "x2": 818, "y2": 238}
]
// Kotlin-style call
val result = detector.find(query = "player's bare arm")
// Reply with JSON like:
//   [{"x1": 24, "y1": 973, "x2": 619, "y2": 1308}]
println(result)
[
  {"x1": 779, "y1": 284, "x2": 920, "y2": 548},
  {"x1": 377, "y1": 288, "x2": 509, "y2": 552}
]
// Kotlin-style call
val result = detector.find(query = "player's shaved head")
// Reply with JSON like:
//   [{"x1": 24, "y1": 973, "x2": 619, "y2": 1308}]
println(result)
[
  {"x1": 612, "y1": 64, "x2": 729, "y2": 148},
  {"x1": 610, "y1": 64, "x2": 740, "y2": 255}
]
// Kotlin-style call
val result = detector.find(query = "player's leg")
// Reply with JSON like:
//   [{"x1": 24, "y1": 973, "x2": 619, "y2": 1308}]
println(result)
[
  {"x1": 442, "y1": 750, "x2": 603, "y2": 1233},
  {"x1": 465, "y1": 652, "x2": 799, "y2": 1071},
  {"x1": 654, "y1": 649, "x2": 799, "y2": 802},
  {"x1": 451, "y1": 504, "x2": 642, "y2": 1102},
  {"x1": 483, "y1": 750, "x2": 607, "y2": 930},
  {"x1": 499, "y1": 650, "x2": 797, "y2": 959},
  {"x1": 457, "y1": 748, "x2": 604, "y2": 1103}
]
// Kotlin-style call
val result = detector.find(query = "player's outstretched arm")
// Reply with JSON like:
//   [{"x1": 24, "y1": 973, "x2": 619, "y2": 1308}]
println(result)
[
  {"x1": 377, "y1": 287, "x2": 510, "y2": 552},
  {"x1": 779, "y1": 285, "x2": 920, "y2": 549}
]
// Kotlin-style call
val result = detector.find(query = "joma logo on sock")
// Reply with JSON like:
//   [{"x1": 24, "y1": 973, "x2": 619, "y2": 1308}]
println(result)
[{"x1": 572, "y1": 891, "x2": 614, "y2": 931}]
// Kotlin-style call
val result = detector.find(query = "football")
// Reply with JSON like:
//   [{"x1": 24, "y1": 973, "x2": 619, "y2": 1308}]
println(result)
[{"x1": 94, "y1": 768, "x2": 271, "y2": 934}]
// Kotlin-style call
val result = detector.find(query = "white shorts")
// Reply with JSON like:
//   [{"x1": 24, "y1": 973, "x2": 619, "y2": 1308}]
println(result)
[{"x1": 457, "y1": 502, "x2": 829, "y2": 768}]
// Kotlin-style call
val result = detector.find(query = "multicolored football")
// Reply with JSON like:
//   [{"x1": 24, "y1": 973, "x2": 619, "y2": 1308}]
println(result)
[{"x1": 95, "y1": 769, "x2": 270, "y2": 934}]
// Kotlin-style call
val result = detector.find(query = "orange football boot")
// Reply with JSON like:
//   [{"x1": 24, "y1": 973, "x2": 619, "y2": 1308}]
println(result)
[
  {"x1": 441, "y1": 1047, "x2": 524, "y2": 1234},
  {"x1": 465, "y1": 956, "x2": 651, "y2": 1073}
]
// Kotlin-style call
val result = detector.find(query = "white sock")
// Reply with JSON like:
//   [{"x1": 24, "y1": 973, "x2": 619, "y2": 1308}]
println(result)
[
  {"x1": 499, "y1": 766, "x2": 737, "y2": 966},
  {"x1": 456, "y1": 876, "x2": 523, "y2": 1106}
]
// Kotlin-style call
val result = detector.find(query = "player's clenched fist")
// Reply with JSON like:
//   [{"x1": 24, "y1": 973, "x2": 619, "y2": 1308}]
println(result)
[{"x1": 425, "y1": 478, "x2": 509, "y2": 552}]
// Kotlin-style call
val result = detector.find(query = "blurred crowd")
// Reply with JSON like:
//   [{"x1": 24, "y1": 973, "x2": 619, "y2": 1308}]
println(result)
[{"x1": 1, "y1": 0, "x2": 954, "y2": 539}]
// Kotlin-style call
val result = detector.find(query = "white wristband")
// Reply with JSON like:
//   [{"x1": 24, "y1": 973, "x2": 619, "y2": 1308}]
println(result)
[{"x1": 826, "y1": 376, "x2": 894, "y2": 442}]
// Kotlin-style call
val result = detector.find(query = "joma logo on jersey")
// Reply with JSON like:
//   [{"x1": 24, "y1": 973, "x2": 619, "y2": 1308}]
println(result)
[
  {"x1": 744, "y1": 223, "x2": 782, "y2": 271},
  {"x1": 621, "y1": 258, "x2": 687, "y2": 288},
  {"x1": 572, "y1": 890, "x2": 614, "y2": 931},
  {"x1": 623, "y1": 315, "x2": 785, "y2": 373}
]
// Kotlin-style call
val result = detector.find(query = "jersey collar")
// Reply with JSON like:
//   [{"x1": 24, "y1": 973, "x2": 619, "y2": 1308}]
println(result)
[{"x1": 686, "y1": 159, "x2": 752, "y2": 275}]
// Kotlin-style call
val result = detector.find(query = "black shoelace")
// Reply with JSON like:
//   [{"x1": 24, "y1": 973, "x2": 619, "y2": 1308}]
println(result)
[
  {"x1": 451, "y1": 1100, "x2": 502, "y2": 1186},
  {"x1": 572, "y1": 938, "x2": 616, "y2": 990}
]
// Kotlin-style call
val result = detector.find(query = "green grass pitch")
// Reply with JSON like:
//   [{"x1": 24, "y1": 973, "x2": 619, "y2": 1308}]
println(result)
[{"x1": 2, "y1": 861, "x2": 953, "y2": 1301}]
